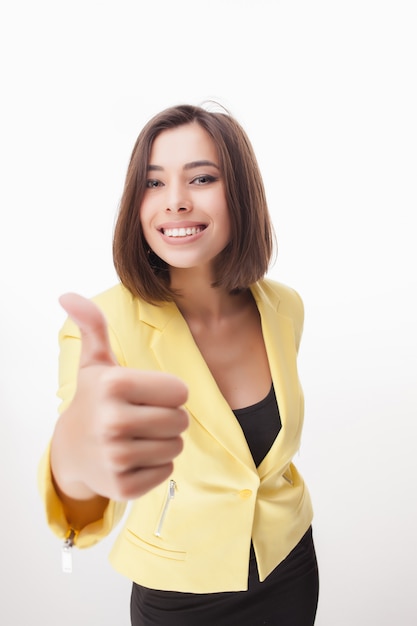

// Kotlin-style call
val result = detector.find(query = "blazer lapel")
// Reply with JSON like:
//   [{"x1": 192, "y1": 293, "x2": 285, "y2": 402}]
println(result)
[
  {"x1": 138, "y1": 299, "x2": 255, "y2": 469},
  {"x1": 251, "y1": 283, "x2": 302, "y2": 478},
  {"x1": 138, "y1": 282, "x2": 301, "y2": 474}
]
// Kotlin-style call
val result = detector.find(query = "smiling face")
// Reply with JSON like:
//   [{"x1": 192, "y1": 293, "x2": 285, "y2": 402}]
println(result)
[{"x1": 139, "y1": 122, "x2": 231, "y2": 274}]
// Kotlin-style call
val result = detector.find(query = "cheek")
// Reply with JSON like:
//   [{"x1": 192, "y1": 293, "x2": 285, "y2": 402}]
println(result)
[
  {"x1": 138, "y1": 201, "x2": 152, "y2": 230},
  {"x1": 218, "y1": 203, "x2": 232, "y2": 233},
  {"x1": 139, "y1": 203, "x2": 161, "y2": 249}
]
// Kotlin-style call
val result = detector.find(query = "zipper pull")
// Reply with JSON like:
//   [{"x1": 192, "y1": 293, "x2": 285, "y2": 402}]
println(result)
[
  {"x1": 62, "y1": 529, "x2": 76, "y2": 574},
  {"x1": 168, "y1": 479, "x2": 176, "y2": 499}
]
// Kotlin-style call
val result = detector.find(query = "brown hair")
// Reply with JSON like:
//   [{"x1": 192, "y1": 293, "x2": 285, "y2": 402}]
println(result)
[{"x1": 113, "y1": 104, "x2": 275, "y2": 302}]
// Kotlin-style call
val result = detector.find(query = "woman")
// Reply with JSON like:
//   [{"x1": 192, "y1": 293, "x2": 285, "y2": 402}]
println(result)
[{"x1": 39, "y1": 104, "x2": 319, "y2": 624}]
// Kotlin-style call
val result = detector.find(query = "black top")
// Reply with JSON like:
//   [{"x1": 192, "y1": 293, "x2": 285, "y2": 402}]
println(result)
[{"x1": 233, "y1": 384, "x2": 281, "y2": 467}]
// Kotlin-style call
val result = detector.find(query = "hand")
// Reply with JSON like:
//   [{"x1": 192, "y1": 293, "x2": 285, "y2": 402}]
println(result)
[{"x1": 50, "y1": 293, "x2": 189, "y2": 502}]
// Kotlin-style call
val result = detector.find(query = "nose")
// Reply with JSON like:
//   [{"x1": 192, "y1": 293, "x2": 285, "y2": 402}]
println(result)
[{"x1": 165, "y1": 182, "x2": 192, "y2": 213}]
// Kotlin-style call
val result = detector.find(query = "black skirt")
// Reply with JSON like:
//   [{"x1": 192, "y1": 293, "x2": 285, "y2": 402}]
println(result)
[{"x1": 130, "y1": 526, "x2": 319, "y2": 626}]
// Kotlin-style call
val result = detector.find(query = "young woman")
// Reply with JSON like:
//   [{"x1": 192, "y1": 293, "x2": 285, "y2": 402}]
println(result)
[{"x1": 39, "y1": 104, "x2": 319, "y2": 625}]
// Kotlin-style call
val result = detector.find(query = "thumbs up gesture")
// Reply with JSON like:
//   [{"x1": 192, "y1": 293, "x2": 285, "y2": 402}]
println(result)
[{"x1": 50, "y1": 294, "x2": 189, "y2": 504}]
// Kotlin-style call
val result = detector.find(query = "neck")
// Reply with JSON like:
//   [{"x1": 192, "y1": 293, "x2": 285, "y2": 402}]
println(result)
[{"x1": 170, "y1": 267, "x2": 250, "y2": 324}]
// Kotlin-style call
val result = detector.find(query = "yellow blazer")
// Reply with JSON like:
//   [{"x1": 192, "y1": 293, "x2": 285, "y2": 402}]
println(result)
[{"x1": 38, "y1": 278, "x2": 313, "y2": 593}]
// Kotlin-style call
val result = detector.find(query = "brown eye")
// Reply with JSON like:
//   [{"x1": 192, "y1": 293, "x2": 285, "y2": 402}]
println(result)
[
  {"x1": 146, "y1": 179, "x2": 162, "y2": 188},
  {"x1": 192, "y1": 175, "x2": 217, "y2": 185}
]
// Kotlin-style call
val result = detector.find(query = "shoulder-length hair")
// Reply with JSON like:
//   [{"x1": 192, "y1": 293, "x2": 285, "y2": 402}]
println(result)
[{"x1": 113, "y1": 104, "x2": 275, "y2": 303}]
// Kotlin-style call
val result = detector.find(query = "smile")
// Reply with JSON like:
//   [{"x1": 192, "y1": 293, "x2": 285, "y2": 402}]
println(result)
[{"x1": 161, "y1": 226, "x2": 205, "y2": 238}]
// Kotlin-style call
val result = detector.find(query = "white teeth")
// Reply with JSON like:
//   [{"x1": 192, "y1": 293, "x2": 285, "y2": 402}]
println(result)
[{"x1": 162, "y1": 226, "x2": 203, "y2": 237}]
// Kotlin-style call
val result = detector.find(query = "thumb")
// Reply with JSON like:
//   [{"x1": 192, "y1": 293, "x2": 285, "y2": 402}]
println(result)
[{"x1": 59, "y1": 293, "x2": 116, "y2": 368}]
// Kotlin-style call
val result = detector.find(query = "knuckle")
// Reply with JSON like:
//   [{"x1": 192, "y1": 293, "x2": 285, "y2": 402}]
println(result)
[
  {"x1": 99, "y1": 367, "x2": 124, "y2": 396},
  {"x1": 105, "y1": 446, "x2": 130, "y2": 472}
]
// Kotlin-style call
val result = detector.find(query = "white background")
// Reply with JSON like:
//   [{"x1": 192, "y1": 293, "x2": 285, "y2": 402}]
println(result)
[{"x1": 1, "y1": 1, "x2": 416, "y2": 624}]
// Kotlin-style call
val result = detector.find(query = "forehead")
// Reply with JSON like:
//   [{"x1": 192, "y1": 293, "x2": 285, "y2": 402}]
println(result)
[{"x1": 149, "y1": 122, "x2": 219, "y2": 166}]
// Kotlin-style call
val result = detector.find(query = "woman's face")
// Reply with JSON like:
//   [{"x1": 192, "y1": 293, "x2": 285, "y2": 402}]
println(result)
[{"x1": 140, "y1": 122, "x2": 231, "y2": 272}]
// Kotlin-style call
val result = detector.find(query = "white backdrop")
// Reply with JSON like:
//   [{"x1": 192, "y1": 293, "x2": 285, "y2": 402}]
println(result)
[{"x1": 1, "y1": 1, "x2": 416, "y2": 624}]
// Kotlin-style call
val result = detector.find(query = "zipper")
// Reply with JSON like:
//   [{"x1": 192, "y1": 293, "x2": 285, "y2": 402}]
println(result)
[
  {"x1": 61, "y1": 528, "x2": 77, "y2": 573},
  {"x1": 154, "y1": 479, "x2": 176, "y2": 538}
]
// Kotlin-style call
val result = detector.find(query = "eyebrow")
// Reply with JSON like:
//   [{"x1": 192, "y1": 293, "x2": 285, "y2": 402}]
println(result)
[{"x1": 147, "y1": 160, "x2": 220, "y2": 172}]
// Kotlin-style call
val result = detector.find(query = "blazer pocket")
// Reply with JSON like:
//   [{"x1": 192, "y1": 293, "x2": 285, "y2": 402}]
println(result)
[{"x1": 124, "y1": 528, "x2": 187, "y2": 561}]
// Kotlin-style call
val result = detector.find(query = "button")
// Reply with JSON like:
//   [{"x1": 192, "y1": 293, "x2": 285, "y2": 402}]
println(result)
[{"x1": 238, "y1": 489, "x2": 252, "y2": 499}]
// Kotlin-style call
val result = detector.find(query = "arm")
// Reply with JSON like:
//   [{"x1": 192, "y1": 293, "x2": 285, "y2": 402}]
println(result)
[{"x1": 40, "y1": 293, "x2": 189, "y2": 539}]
